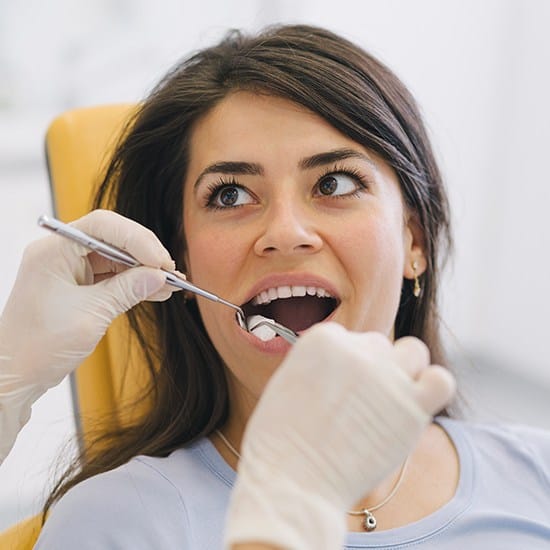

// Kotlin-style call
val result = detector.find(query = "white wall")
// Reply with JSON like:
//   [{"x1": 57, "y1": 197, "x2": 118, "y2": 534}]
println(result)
[{"x1": 1, "y1": 0, "x2": 549, "y2": 529}]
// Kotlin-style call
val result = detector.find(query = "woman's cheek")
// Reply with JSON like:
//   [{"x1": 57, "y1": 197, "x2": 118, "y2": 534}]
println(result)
[{"x1": 185, "y1": 231, "x2": 229, "y2": 285}]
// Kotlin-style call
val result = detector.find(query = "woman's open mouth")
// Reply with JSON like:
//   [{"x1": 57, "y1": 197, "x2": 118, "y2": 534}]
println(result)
[{"x1": 241, "y1": 285, "x2": 340, "y2": 340}]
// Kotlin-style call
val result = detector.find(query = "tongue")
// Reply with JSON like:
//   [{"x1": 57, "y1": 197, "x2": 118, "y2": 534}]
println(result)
[{"x1": 266, "y1": 296, "x2": 332, "y2": 332}]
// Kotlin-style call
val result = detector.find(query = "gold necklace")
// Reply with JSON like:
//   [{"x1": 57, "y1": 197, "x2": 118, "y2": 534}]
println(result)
[{"x1": 215, "y1": 429, "x2": 409, "y2": 532}]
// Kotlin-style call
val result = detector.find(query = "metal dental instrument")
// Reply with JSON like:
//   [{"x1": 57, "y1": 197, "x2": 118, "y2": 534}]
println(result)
[
  {"x1": 246, "y1": 318, "x2": 298, "y2": 344},
  {"x1": 37, "y1": 215, "x2": 298, "y2": 344}
]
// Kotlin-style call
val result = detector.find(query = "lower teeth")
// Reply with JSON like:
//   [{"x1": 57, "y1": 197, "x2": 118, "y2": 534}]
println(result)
[{"x1": 246, "y1": 315, "x2": 277, "y2": 342}]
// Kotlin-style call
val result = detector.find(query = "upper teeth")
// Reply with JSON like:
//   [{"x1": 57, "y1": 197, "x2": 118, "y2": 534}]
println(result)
[{"x1": 251, "y1": 286, "x2": 333, "y2": 306}]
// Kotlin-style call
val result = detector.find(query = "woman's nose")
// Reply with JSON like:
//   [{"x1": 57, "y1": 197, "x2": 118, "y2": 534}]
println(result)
[{"x1": 253, "y1": 200, "x2": 323, "y2": 257}]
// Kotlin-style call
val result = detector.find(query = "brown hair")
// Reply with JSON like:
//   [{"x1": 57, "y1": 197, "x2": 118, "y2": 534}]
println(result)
[{"x1": 44, "y1": 24, "x2": 452, "y2": 516}]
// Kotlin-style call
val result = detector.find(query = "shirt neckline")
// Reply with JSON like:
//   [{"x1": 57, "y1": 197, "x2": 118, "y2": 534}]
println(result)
[
  {"x1": 193, "y1": 416, "x2": 475, "y2": 548},
  {"x1": 194, "y1": 435, "x2": 238, "y2": 486}
]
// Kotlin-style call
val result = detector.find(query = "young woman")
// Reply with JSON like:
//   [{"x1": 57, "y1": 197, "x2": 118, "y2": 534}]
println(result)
[{"x1": 1, "y1": 25, "x2": 548, "y2": 549}]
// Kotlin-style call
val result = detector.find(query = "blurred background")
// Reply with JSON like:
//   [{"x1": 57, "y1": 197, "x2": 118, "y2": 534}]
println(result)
[{"x1": 1, "y1": 0, "x2": 549, "y2": 530}]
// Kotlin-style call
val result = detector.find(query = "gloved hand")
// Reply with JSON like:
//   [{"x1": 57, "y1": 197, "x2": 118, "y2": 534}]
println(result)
[
  {"x1": 0, "y1": 209, "x2": 178, "y2": 462},
  {"x1": 225, "y1": 323, "x2": 456, "y2": 550}
]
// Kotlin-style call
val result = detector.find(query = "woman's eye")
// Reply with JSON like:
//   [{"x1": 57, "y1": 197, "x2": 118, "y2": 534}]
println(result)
[
  {"x1": 315, "y1": 173, "x2": 362, "y2": 197},
  {"x1": 209, "y1": 185, "x2": 254, "y2": 208}
]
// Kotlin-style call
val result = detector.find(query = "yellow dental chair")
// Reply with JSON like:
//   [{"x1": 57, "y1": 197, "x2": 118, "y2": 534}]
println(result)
[{"x1": 0, "y1": 104, "x2": 149, "y2": 549}]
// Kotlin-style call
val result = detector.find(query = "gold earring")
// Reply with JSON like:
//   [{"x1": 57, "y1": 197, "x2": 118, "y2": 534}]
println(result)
[{"x1": 412, "y1": 260, "x2": 421, "y2": 297}]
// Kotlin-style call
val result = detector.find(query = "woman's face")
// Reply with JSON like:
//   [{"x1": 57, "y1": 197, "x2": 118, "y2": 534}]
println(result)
[{"x1": 183, "y1": 92, "x2": 425, "y2": 403}]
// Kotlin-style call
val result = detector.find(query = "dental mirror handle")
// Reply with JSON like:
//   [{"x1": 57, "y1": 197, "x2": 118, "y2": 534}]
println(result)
[{"x1": 37, "y1": 215, "x2": 245, "y2": 320}]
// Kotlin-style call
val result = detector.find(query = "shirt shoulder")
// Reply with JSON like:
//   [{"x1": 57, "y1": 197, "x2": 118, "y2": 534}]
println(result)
[
  {"x1": 34, "y1": 439, "x2": 230, "y2": 549},
  {"x1": 442, "y1": 417, "x2": 550, "y2": 490}
]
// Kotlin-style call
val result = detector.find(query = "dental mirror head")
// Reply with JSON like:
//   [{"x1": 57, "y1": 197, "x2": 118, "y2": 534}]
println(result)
[{"x1": 245, "y1": 315, "x2": 298, "y2": 344}]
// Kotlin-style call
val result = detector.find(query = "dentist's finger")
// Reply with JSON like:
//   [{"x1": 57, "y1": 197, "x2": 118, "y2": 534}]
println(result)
[
  {"x1": 70, "y1": 210, "x2": 175, "y2": 270},
  {"x1": 414, "y1": 366, "x2": 456, "y2": 415},
  {"x1": 392, "y1": 336, "x2": 431, "y2": 379}
]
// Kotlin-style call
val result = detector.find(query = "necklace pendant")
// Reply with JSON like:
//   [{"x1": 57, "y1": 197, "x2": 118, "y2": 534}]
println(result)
[{"x1": 363, "y1": 510, "x2": 377, "y2": 531}]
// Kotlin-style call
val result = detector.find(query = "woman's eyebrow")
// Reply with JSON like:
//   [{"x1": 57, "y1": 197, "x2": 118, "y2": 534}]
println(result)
[
  {"x1": 299, "y1": 148, "x2": 377, "y2": 170},
  {"x1": 194, "y1": 161, "x2": 263, "y2": 190}
]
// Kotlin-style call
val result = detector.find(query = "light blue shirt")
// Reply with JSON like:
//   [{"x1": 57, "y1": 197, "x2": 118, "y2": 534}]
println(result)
[{"x1": 35, "y1": 417, "x2": 550, "y2": 548}]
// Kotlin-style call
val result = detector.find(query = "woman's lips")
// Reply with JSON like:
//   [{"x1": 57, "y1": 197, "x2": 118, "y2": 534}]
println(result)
[{"x1": 239, "y1": 326, "x2": 293, "y2": 353}]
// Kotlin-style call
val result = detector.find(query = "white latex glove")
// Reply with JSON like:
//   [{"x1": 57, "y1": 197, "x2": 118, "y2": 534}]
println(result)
[
  {"x1": 0, "y1": 209, "x2": 178, "y2": 463},
  {"x1": 225, "y1": 323, "x2": 456, "y2": 550}
]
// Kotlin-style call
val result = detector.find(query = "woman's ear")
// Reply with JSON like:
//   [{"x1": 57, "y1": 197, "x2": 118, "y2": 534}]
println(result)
[{"x1": 403, "y1": 214, "x2": 427, "y2": 279}]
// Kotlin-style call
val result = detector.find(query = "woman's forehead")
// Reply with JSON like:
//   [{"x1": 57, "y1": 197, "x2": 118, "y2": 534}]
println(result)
[{"x1": 186, "y1": 91, "x2": 375, "y2": 171}]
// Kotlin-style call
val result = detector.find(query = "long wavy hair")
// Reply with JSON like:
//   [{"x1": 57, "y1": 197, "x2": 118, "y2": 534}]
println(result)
[{"x1": 44, "y1": 24, "x2": 452, "y2": 516}]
